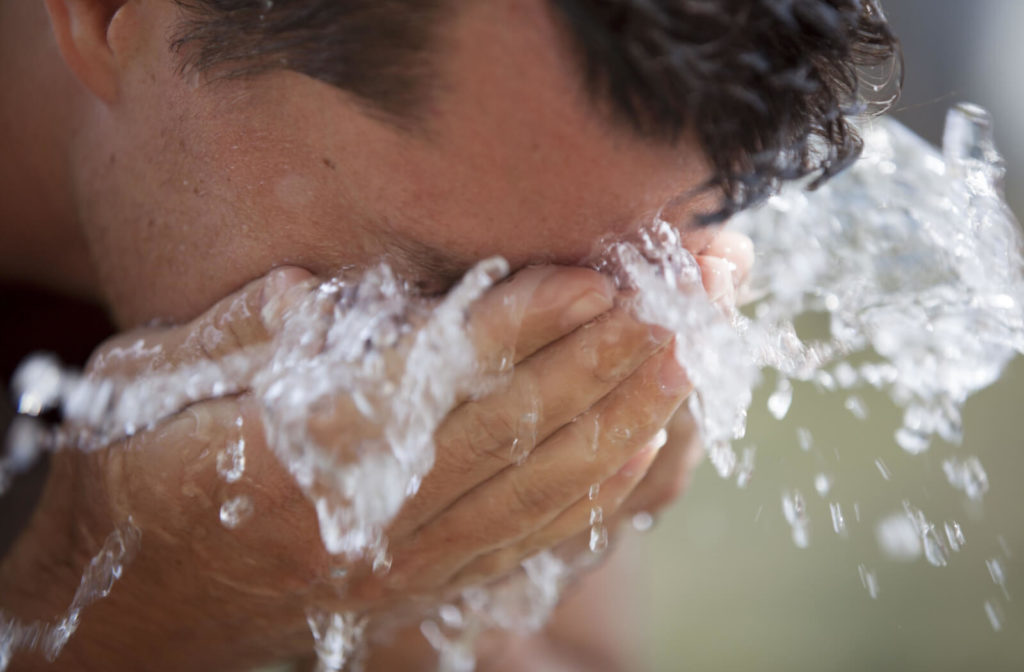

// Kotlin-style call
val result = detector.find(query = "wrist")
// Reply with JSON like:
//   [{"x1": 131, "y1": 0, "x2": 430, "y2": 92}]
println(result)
[{"x1": 1, "y1": 449, "x2": 311, "y2": 670}]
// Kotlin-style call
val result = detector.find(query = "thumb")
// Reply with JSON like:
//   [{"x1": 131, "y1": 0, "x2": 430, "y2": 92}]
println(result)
[{"x1": 87, "y1": 266, "x2": 315, "y2": 380}]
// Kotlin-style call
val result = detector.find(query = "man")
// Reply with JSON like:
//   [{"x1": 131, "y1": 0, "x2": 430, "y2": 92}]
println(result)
[{"x1": 0, "y1": 0, "x2": 897, "y2": 669}]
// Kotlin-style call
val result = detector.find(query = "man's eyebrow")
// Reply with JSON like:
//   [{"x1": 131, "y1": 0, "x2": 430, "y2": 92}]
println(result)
[{"x1": 660, "y1": 182, "x2": 726, "y2": 226}]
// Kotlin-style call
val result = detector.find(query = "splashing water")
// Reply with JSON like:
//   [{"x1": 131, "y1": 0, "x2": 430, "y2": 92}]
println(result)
[
  {"x1": 256, "y1": 258, "x2": 509, "y2": 559},
  {"x1": 0, "y1": 521, "x2": 139, "y2": 667},
  {"x1": 307, "y1": 610, "x2": 367, "y2": 672},
  {"x1": 3, "y1": 103, "x2": 1023, "y2": 666}
]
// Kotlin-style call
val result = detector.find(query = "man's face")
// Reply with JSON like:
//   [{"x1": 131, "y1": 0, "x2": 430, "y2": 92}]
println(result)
[{"x1": 73, "y1": 0, "x2": 718, "y2": 326}]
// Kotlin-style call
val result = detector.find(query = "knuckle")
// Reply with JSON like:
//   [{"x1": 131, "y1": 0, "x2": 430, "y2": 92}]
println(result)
[
  {"x1": 599, "y1": 402, "x2": 660, "y2": 449},
  {"x1": 452, "y1": 404, "x2": 518, "y2": 465},
  {"x1": 584, "y1": 312, "x2": 660, "y2": 384}
]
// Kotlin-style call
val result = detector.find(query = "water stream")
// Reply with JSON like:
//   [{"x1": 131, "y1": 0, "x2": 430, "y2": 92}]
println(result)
[{"x1": 1, "y1": 103, "x2": 1020, "y2": 669}]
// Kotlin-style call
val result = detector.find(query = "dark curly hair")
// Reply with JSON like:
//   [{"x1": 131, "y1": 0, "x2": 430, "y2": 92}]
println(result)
[{"x1": 171, "y1": 0, "x2": 901, "y2": 223}]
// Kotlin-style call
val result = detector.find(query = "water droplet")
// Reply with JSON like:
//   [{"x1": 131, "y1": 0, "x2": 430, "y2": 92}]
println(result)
[
  {"x1": 814, "y1": 370, "x2": 836, "y2": 391},
  {"x1": 922, "y1": 531, "x2": 949, "y2": 567},
  {"x1": 796, "y1": 427, "x2": 813, "y2": 452},
  {"x1": 945, "y1": 521, "x2": 966, "y2": 552},
  {"x1": 219, "y1": 495, "x2": 254, "y2": 529},
  {"x1": 833, "y1": 362, "x2": 859, "y2": 388},
  {"x1": 942, "y1": 456, "x2": 989, "y2": 501},
  {"x1": 12, "y1": 353, "x2": 63, "y2": 416},
  {"x1": 986, "y1": 558, "x2": 1010, "y2": 599},
  {"x1": 895, "y1": 427, "x2": 930, "y2": 454},
  {"x1": 829, "y1": 502, "x2": 847, "y2": 535},
  {"x1": 767, "y1": 378, "x2": 793, "y2": 420},
  {"x1": 858, "y1": 564, "x2": 879, "y2": 599},
  {"x1": 216, "y1": 438, "x2": 246, "y2": 483},
  {"x1": 782, "y1": 490, "x2": 810, "y2": 549},
  {"x1": 588, "y1": 523, "x2": 608, "y2": 554},
  {"x1": 707, "y1": 440, "x2": 737, "y2": 478},
  {"x1": 372, "y1": 550, "x2": 393, "y2": 576},
  {"x1": 735, "y1": 446, "x2": 756, "y2": 488},
  {"x1": 814, "y1": 473, "x2": 832, "y2": 497},
  {"x1": 589, "y1": 505, "x2": 608, "y2": 553},
  {"x1": 588, "y1": 483, "x2": 600, "y2": 500},
  {"x1": 876, "y1": 512, "x2": 922, "y2": 561},
  {"x1": 585, "y1": 415, "x2": 601, "y2": 461},
  {"x1": 510, "y1": 403, "x2": 539, "y2": 465},
  {"x1": 631, "y1": 512, "x2": 654, "y2": 532},
  {"x1": 984, "y1": 600, "x2": 1004, "y2": 632},
  {"x1": 844, "y1": 395, "x2": 868, "y2": 420},
  {"x1": 438, "y1": 604, "x2": 463, "y2": 629},
  {"x1": 874, "y1": 458, "x2": 892, "y2": 480}
]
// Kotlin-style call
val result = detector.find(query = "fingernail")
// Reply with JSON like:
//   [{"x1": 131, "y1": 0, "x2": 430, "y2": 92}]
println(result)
[
  {"x1": 262, "y1": 267, "x2": 311, "y2": 307},
  {"x1": 261, "y1": 267, "x2": 312, "y2": 324},
  {"x1": 722, "y1": 235, "x2": 755, "y2": 286},
  {"x1": 700, "y1": 256, "x2": 730, "y2": 299},
  {"x1": 560, "y1": 289, "x2": 614, "y2": 330},
  {"x1": 703, "y1": 231, "x2": 755, "y2": 286},
  {"x1": 658, "y1": 352, "x2": 689, "y2": 393}
]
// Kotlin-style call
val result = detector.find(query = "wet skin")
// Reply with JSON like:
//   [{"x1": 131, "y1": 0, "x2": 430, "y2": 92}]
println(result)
[{"x1": 0, "y1": 0, "x2": 754, "y2": 669}]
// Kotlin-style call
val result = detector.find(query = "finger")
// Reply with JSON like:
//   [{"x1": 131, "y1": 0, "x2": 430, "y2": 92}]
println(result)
[
  {"x1": 466, "y1": 266, "x2": 615, "y2": 373},
  {"x1": 87, "y1": 267, "x2": 315, "y2": 379},
  {"x1": 701, "y1": 230, "x2": 754, "y2": 287},
  {"x1": 702, "y1": 229, "x2": 754, "y2": 307},
  {"x1": 390, "y1": 306, "x2": 671, "y2": 537},
  {"x1": 445, "y1": 429, "x2": 667, "y2": 588},
  {"x1": 387, "y1": 342, "x2": 690, "y2": 589},
  {"x1": 696, "y1": 255, "x2": 736, "y2": 311},
  {"x1": 614, "y1": 407, "x2": 703, "y2": 521}
]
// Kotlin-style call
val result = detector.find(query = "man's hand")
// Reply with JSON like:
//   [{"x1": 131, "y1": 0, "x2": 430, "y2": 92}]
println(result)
[{"x1": 0, "y1": 233, "x2": 751, "y2": 670}]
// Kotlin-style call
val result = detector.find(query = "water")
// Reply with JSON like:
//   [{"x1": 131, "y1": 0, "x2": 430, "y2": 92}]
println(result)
[
  {"x1": 306, "y1": 610, "x2": 366, "y2": 672},
  {"x1": 942, "y1": 455, "x2": 990, "y2": 501},
  {"x1": 216, "y1": 417, "x2": 246, "y2": 483},
  {"x1": 782, "y1": 490, "x2": 811, "y2": 549},
  {"x1": 219, "y1": 495, "x2": 254, "y2": 529},
  {"x1": 3, "y1": 104, "x2": 1022, "y2": 666},
  {"x1": 858, "y1": 564, "x2": 880, "y2": 600},
  {"x1": 0, "y1": 521, "x2": 139, "y2": 666}
]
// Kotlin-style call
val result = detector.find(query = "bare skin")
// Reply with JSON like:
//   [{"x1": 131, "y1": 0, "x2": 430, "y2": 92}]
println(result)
[
  {"x1": 0, "y1": 0, "x2": 755, "y2": 669},
  {"x1": 1, "y1": 252, "x2": 749, "y2": 670}
]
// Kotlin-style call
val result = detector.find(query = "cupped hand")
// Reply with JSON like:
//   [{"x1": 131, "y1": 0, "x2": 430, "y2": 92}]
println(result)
[
  {"x1": 3, "y1": 230, "x2": 752, "y2": 670},
  {"x1": 436, "y1": 229, "x2": 755, "y2": 587}
]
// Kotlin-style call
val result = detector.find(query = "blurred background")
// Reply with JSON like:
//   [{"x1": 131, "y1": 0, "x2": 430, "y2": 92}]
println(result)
[{"x1": 629, "y1": 2, "x2": 1024, "y2": 670}]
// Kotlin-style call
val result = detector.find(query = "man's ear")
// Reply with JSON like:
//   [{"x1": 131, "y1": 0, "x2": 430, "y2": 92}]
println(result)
[{"x1": 43, "y1": 0, "x2": 137, "y2": 103}]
